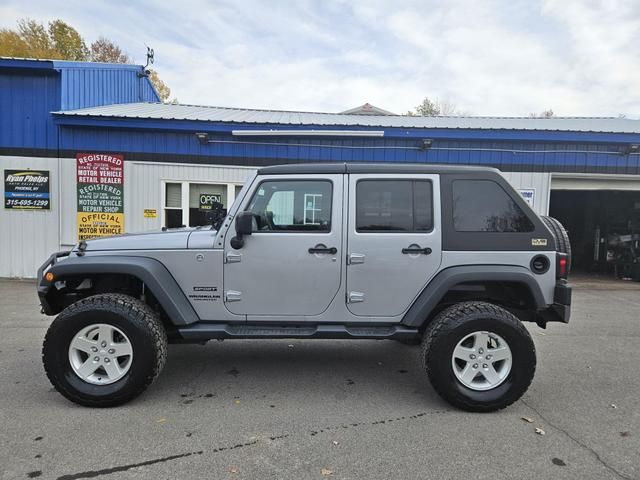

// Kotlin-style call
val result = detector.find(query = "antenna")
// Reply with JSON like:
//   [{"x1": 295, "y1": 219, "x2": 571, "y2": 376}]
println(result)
[
  {"x1": 138, "y1": 45, "x2": 155, "y2": 78},
  {"x1": 143, "y1": 45, "x2": 154, "y2": 70}
]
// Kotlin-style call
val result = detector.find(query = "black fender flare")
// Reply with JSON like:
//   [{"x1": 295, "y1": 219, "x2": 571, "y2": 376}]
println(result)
[
  {"x1": 401, "y1": 265, "x2": 547, "y2": 328},
  {"x1": 38, "y1": 255, "x2": 199, "y2": 326}
]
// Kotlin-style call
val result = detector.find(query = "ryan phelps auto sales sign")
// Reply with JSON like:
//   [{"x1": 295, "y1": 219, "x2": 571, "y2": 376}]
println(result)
[
  {"x1": 4, "y1": 170, "x2": 50, "y2": 209},
  {"x1": 76, "y1": 153, "x2": 124, "y2": 240}
]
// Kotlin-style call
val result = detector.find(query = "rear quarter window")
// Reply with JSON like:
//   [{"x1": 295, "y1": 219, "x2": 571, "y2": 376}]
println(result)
[{"x1": 452, "y1": 180, "x2": 534, "y2": 232}]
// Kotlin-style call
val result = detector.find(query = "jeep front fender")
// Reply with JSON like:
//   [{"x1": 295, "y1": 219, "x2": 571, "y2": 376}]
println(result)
[{"x1": 38, "y1": 255, "x2": 199, "y2": 326}]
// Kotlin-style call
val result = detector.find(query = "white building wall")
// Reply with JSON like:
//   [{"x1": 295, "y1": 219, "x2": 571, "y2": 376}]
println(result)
[
  {"x1": 124, "y1": 161, "x2": 256, "y2": 232},
  {"x1": 1, "y1": 156, "x2": 257, "y2": 278},
  {"x1": 0, "y1": 156, "x2": 61, "y2": 278},
  {"x1": 500, "y1": 171, "x2": 552, "y2": 216}
]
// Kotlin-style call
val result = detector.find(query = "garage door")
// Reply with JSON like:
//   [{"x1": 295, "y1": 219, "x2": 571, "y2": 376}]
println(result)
[{"x1": 551, "y1": 174, "x2": 640, "y2": 191}]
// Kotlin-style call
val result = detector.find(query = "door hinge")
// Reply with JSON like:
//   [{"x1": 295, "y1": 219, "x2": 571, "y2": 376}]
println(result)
[
  {"x1": 347, "y1": 253, "x2": 366, "y2": 265},
  {"x1": 225, "y1": 252, "x2": 242, "y2": 263},
  {"x1": 224, "y1": 290, "x2": 242, "y2": 302},
  {"x1": 348, "y1": 291, "x2": 365, "y2": 303}
]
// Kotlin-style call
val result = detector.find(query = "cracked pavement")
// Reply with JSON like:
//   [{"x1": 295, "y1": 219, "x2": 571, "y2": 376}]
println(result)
[{"x1": 0, "y1": 278, "x2": 638, "y2": 479}]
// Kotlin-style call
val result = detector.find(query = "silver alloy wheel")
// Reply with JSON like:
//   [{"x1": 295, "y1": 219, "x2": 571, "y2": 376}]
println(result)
[
  {"x1": 451, "y1": 331, "x2": 512, "y2": 391},
  {"x1": 68, "y1": 323, "x2": 133, "y2": 385}
]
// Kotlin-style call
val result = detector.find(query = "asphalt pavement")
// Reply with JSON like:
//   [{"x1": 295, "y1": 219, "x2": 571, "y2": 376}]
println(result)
[{"x1": 0, "y1": 278, "x2": 638, "y2": 480}]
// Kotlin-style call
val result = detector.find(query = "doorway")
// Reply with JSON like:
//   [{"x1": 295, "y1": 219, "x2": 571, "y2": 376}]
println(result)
[{"x1": 549, "y1": 190, "x2": 640, "y2": 278}]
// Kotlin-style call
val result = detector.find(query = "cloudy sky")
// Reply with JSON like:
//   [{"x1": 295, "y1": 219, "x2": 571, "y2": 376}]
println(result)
[{"x1": 1, "y1": 0, "x2": 639, "y2": 116}]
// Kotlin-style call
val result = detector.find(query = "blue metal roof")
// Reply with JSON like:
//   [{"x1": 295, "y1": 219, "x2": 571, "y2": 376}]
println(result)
[{"x1": 0, "y1": 57, "x2": 149, "y2": 71}]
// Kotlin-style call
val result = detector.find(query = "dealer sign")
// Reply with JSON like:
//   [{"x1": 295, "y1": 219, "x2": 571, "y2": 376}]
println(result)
[
  {"x1": 76, "y1": 153, "x2": 124, "y2": 240},
  {"x1": 4, "y1": 169, "x2": 50, "y2": 210}
]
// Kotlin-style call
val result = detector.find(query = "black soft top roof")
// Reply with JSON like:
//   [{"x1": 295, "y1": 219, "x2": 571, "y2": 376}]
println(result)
[{"x1": 258, "y1": 162, "x2": 500, "y2": 175}]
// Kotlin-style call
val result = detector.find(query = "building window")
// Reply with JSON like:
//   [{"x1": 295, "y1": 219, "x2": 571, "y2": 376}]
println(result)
[
  {"x1": 356, "y1": 180, "x2": 433, "y2": 232},
  {"x1": 164, "y1": 183, "x2": 183, "y2": 228},
  {"x1": 161, "y1": 181, "x2": 242, "y2": 229},
  {"x1": 189, "y1": 183, "x2": 227, "y2": 227},
  {"x1": 452, "y1": 180, "x2": 534, "y2": 232},
  {"x1": 245, "y1": 180, "x2": 332, "y2": 232},
  {"x1": 303, "y1": 193, "x2": 324, "y2": 225}
]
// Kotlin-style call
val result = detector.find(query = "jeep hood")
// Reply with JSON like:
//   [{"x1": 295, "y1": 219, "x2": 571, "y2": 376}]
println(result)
[{"x1": 78, "y1": 227, "x2": 217, "y2": 251}]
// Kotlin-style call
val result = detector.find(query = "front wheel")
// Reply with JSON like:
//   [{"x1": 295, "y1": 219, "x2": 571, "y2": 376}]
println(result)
[
  {"x1": 421, "y1": 301, "x2": 536, "y2": 412},
  {"x1": 43, "y1": 294, "x2": 167, "y2": 407}
]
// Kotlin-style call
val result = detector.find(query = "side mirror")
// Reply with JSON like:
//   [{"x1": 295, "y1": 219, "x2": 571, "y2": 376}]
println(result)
[{"x1": 230, "y1": 211, "x2": 255, "y2": 249}]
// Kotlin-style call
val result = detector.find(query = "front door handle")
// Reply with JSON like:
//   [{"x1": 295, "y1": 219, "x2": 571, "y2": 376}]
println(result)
[
  {"x1": 402, "y1": 245, "x2": 432, "y2": 255},
  {"x1": 309, "y1": 246, "x2": 338, "y2": 254}
]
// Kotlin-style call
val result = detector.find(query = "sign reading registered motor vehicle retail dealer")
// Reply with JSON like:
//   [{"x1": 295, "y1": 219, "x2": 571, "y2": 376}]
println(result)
[
  {"x1": 4, "y1": 169, "x2": 50, "y2": 209},
  {"x1": 76, "y1": 153, "x2": 124, "y2": 240}
]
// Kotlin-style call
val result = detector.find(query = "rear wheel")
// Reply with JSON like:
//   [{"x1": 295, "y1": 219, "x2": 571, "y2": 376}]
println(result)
[
  {"x1": 43, "y1": 294, "x2": 167, "y2": 407},
  {"x1": 421, "y1": 301, "x2": 536, "y2": 412}
]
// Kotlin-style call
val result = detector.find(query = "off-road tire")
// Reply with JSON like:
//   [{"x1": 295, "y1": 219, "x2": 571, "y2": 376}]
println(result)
[
  {"x1": 43, "y1": 294, "x2": 167, "y2": 407},
  {"x1": 421, "y1": 301, "x2": 536, "y2": 412},
  {"x1": 541, "y1": 216, "x2": 572, "y2": 272}
]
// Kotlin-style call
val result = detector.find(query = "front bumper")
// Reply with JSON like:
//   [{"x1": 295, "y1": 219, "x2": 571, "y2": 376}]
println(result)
[
  {"x1": 36, "y1": 250, "x2": 71, "y2": 314},
  {"x1": 537, "y1": 281, "x2": 572, "y2": 325}
]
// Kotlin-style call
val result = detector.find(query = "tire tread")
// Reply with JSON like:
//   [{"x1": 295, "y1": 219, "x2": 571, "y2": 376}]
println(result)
[
  {"x1": 541, "y1": 216, "x2": 572, "y2": 271},
  {"x1": 42, "y1": 293, "x2": 167, "y2": 407},
  {"x1": 421, "y1": 301, "x2": 536, "y2": 412}
]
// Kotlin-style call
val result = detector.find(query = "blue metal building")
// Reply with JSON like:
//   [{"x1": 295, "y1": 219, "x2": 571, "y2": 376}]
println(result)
[
  {"x1": 1, "y1": 57, "x2": 640, "y2": 277},
  {"x1": 0, "y1": 57, "x2": 159, "y2": 155}
]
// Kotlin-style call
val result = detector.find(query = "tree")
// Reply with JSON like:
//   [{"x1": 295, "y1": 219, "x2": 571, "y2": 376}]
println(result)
[
  {"x1": 528, "y1": 109, "x2": 555, "y2": 118},
  {"x1": 0, "y1": 29, "x2": 30, "y2": 57},
  {"x1": 16, "y1": 18, "x2": 57, "y2": 58},
  {"x1": 149, "y1": 69, "x2": 171, "y2": 102},
  {"x1": 0, "y1": 18, "x2": 173, "y2": 102},
  {"x1": 411, "y1": 97, "x2": 440, "y2": 116},
  {"x1": 90, "y1": 37, "x2": 131, "y2": 63},
  {"x1": 48, "y1": 20, "x2": 88, "y2": 61},
  {"x1": 408, "y1": 96, "x2": 460, "y2": 116}
]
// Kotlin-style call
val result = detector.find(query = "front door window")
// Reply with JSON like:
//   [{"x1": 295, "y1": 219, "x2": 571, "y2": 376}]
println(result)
[{"x1": 245, "y1": 180, "x2": 332, "y2": 232}]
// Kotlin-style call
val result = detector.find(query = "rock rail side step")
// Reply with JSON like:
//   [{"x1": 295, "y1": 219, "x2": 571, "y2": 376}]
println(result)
[{"x1": 176, "y1": 323, "x2": 419, "y2": 341}]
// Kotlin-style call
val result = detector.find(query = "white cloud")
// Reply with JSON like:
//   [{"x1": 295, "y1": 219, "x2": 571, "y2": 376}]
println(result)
[{"x1": 1, "y1": 0, "x2": 638, "y2": 116}]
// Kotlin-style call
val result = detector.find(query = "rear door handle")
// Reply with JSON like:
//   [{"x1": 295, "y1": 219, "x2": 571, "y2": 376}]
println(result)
[
  {"x1": 309, "y1": 246, "x2": 338, "y2": 254},
  {"x1": 402, "y1": 246, "x2": 432, "y2": 255}
]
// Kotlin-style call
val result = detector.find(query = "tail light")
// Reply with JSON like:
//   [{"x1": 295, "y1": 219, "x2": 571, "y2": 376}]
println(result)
[{"x1": 557, "y1": 253, "x2": 568, "y2": 280}]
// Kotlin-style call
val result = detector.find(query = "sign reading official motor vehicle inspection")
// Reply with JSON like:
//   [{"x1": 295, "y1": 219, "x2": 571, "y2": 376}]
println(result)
[
  {"x1": 4, "y1": 169, "x2": 50, "y2": 209},
  {"x1": 76, "y1": 153, "x2": 124, "y2": 240}
]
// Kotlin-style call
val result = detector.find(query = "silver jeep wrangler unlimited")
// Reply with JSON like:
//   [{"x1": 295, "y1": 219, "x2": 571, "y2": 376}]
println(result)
[{"x1": 38, "y1": 163, "x2": 572, "y2": 411}]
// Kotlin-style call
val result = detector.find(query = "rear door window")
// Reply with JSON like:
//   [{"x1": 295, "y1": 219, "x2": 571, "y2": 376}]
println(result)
[{"x1": 356, "y1": 180, "x2": 433, "y2": 232}]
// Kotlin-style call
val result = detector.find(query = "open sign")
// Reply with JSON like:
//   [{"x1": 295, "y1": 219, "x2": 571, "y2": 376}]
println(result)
[{"x1": 199, "y1": 193, "x2": 222, "y2": 210}]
